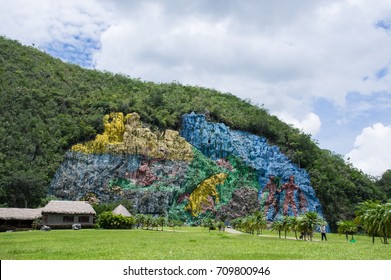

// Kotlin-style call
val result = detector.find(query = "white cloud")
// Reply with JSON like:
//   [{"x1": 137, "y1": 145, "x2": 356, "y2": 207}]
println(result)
[
  {"x1": 278, "y1": 112, "x2": 322, "y2": 136},
  {"x1": 93, "y1": 0, "x2": 391, "y2": 131},
  {"x1": 0, "y1": 0, "x2": 110, "y2": 66},
  {"x1": 346, "y1": 123, "x2": 391, "y2": 176}
]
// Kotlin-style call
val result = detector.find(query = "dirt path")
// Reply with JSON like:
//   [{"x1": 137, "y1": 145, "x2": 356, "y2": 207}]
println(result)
[
  {"x1": 225, "y1": 228, "x2": 321, "y2": 241},
  {"x1": 224, "y1": 227, "x2": 243, "y2": 234}
]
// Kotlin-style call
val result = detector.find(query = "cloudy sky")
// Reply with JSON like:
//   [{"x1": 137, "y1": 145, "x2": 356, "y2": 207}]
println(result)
[{"x1": 1, "y1": 0, "x2": 391, "y2": 177}]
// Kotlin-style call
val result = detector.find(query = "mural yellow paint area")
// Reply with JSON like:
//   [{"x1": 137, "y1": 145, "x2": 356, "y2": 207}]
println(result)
[
  {"x1": 71, "y1": 112, "x2": 127, "y2": 153},
  {"x1": 71, "y1": 112, "x2": 194, "y2": 161},
  {"x1": 186, "y1": 173, "x2": 228, "y2": 217},
  {"x1": 120, "y1": 114, "x2": 193, "y2": 160}
]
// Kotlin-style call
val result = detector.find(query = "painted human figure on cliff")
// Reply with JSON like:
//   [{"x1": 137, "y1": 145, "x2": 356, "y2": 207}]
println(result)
[
  {"x1": 281, "y1": 175, "x2": 299, "y2": 215},
  {"x1": 129, "y1": 160, "x2": 157, "y2": 187},
  {"x1": 263, "y1": 175, "x2": 280, "y2": 218}
]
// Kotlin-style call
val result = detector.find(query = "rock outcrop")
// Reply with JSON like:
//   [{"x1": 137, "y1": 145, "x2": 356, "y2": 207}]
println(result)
[{"x1": 49, "y1": 112, "x2": 325, "y2": 223}]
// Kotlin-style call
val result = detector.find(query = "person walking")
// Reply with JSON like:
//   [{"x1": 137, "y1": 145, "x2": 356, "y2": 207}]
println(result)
[{"x1": 320, "y1": 225, "x2": 327, "y2": 241}]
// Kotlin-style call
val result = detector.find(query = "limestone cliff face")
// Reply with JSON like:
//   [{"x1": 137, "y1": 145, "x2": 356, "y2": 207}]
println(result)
[
  {"x1": 216, "y1": 187, "x2": 260, "y2": 221},
  {"x1": 50, "y1": 113, "x2": 230, "y2": 219},
  {"x1": 49, "y1": 152, "x2": 184, "y2": 214},
  {"x1": 50, "y1": 112, "x2": 324, "y2": 222},
  {"x1": 180, "y1": 112, "x2": 324, "y2": 220}
]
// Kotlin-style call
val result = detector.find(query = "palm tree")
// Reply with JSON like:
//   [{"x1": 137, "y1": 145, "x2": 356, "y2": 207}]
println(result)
[
  {"x1": 271, "y1": 220, "x2": 284, "y2": 238},
  {"x1": 143, "y1": 214, "x2": 153, "y2": 230},
  {"x1": 203, "y1": 218, "x2": 216, "y2": 232},
  {"x1": 355, "y1": 200, "x2": 379, "y2": 222},
  {"x1": 253, "y1": 211, "x2": 267, "y2": 235},
  {"x1": 167, "y1": 219, "x2": 177, "y2": 231},
  {"x1": 297, "y1": 212, "x2": 324, "y2": 241},
  {"x1": 217, "y1": 221, "x2": 225, "y2": 232},
  {"x1": 241, "y1": 216, "x2": 253, "y2": 234},
  {"x1": 287, "y1": 216, "x2": 299, "y2": 239},
  {"x1": 356, "y1": 200, "x2": 391, "y2": 244},
  {"x1": 157, "y1": 216, "x2": 166, "y2": 231},
  {"x1": 337, "y1": 220, "x2": 357, "y2": 241},
  {"x1": 151, "y1": 216, "x2": 159, "y2": 231},
  {"x1": 230, "y1": 217, "x2": 243, "y2": 231},
  {"x1": 134, "y1": 214, "x2": 145, "y2": 229},
  {"x1": 282, "y1": 216, "x2": 290, "y2": 239},
  {"x1": 383, "y1": 201, "x2": 391, "y2": 244},
  {"x1": 356, "y1": 201, "x2": 380, "y2": 243},
  {"x1": 371, "y1": 202, "x2": 391, "y2": 244}
]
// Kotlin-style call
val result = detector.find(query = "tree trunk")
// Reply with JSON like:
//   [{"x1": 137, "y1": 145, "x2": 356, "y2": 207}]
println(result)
[{"x1": 383, "y1": 229, "x2": 388, "y2": 244}]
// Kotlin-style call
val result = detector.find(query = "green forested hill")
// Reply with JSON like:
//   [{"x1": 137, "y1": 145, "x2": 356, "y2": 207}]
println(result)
[{"x1": 0, "y1": 36, "x2": 387, "y2": 230}]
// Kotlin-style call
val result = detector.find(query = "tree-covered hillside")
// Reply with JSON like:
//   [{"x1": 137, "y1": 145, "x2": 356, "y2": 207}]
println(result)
[{"x1": 0, "y1": 36, "x2": 387, "y2": 230}]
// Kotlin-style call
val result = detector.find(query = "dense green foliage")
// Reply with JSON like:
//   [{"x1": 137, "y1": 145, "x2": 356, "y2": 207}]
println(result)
[
  {"x1": 376, "y1": 170, "x2": 391, "y2": 198},
  {"x1": 0, "y1": 36, "x2": 388, "y2": 230},
  {"x1": 96, "y1": 211, "x2": 135, "y2": 229}
]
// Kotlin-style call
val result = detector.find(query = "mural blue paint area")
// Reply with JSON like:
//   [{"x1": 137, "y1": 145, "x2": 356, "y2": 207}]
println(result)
[{"x1": 181, "y1": 112, "x2": 324, "y2": 221}]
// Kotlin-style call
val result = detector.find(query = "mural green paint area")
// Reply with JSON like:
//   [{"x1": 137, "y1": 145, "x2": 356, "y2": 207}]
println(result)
[{"x1": 216, "y1": 156, "x2": 259, "y2": 204}]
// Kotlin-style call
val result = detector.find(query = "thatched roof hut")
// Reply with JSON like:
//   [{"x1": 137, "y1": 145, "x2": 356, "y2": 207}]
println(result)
[
  {"x1": 0, "y1": 208, "x2": 42, "y2": 220},
  {"x1": 112, "y1": 204, "x2": 132, "y2": 217},
  {"x1": 0, "y1": 208, "x2": 43, "y2": 230},
  {"x1": 42, "y1": 200, "x2": 96, "y2": 215}
]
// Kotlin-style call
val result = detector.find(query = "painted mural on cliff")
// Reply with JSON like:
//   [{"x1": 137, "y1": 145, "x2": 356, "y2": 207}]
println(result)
[
  {"x1": 180, "y1": 112, "x2": 323, "y2": 220},
  {"x1": 49, "y1": 112, "x2": 324, "y2": 222}
]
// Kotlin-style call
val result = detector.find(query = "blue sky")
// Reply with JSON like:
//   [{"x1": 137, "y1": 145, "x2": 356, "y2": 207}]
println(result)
[{"x1": 1, "y1": 0, "x2": 391, "y2": 177}]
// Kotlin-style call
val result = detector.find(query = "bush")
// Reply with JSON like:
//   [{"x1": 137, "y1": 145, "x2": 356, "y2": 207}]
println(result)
[
  {"x1": 32, "y1": 218, "x2": 42, "y2": 230},
  {"x1": 97, "y1": 212, "x2": 135, "y2": 229}
]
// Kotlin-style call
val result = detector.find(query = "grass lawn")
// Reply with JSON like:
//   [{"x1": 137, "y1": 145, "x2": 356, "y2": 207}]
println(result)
[{"x1": 0, "y1": 227, "x2": 389, "y2": 260}]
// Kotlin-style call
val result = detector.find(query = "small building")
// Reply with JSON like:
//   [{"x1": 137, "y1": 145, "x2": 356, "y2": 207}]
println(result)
[
  {"x1": 42, "y1": 200, "x2": 96, "y2": 229},
  {"x1": 0, "y1": 208, "x2": 42, "y2": 231},
  {"x1": 112, "y1": 204, "x2": 132, "y2": 217}
]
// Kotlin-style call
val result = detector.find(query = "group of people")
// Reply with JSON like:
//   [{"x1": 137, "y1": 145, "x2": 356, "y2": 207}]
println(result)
[{"x1": 299, "y1": 225, "x2": 327, "y2": 241}]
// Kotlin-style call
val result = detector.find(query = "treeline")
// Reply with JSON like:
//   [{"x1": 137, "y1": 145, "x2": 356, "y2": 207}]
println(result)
[
  {"x1": 96, "y1": 212, "x2": 183, "y2": 231},
  {"x1": 0, "y1": 36, "x2": 390, "y2": 231},
  {"x1": 231, "y1": 211, "x2": 325, "y2": 240},
  {"x1": 338, "y1": 200, "x2": 391, "y2": 244}
]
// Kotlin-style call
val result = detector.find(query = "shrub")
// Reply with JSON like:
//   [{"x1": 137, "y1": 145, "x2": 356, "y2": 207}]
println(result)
[{"x1": 97, "y1": 212, "x2": 135, "y2": 229}]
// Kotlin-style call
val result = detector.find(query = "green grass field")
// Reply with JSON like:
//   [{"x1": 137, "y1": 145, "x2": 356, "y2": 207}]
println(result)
[{"x1": 0, "y1": 227, "x2": 389, "y2": 260}]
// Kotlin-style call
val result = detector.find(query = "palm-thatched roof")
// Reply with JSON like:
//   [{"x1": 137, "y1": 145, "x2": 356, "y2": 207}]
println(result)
[
  {"x1": 0, "y1": 208, "x2": 42, "y2": 220},
  {"x1": 42, "y1": 201, "x2": 96, "y2": 215},
  {"x1": 112, "y1": 204, "x2": 132, "y2": 217}
]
